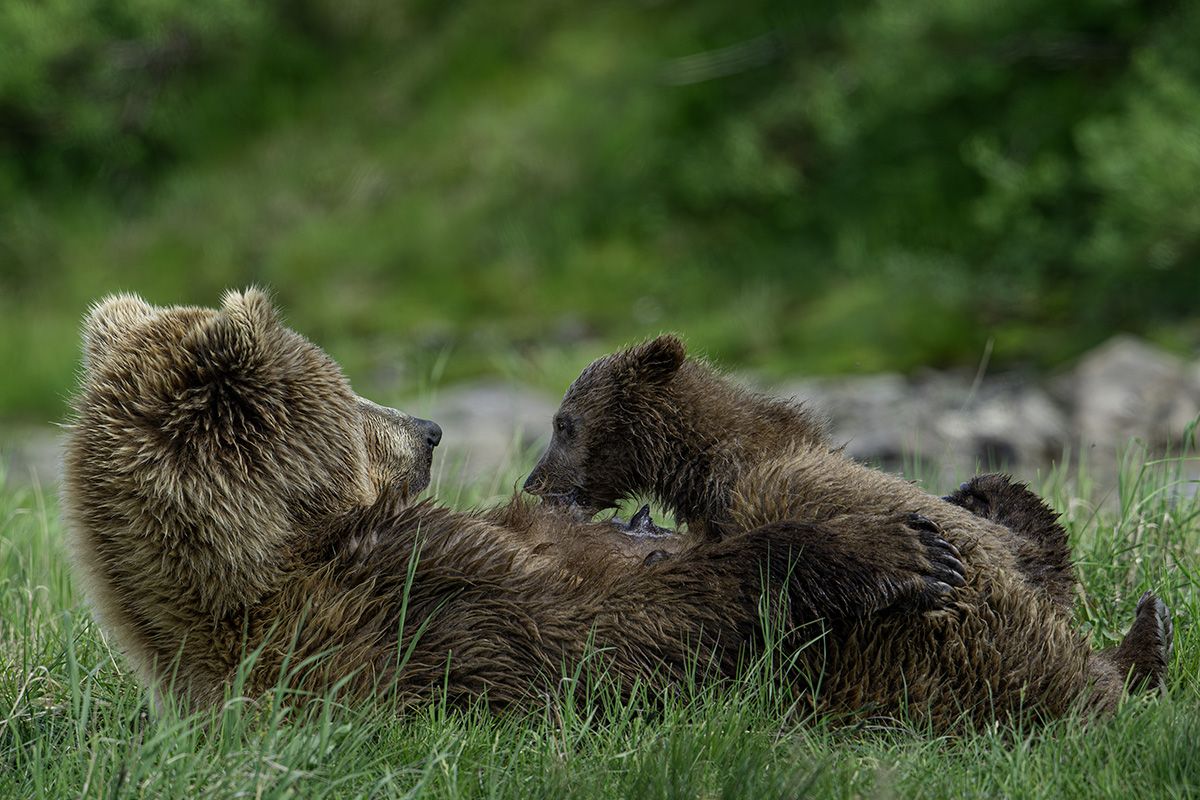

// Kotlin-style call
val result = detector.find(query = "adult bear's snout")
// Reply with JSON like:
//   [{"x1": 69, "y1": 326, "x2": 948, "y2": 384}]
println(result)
[{"x1": 417, "y1": 418, "x2": 442, "y2": 448}]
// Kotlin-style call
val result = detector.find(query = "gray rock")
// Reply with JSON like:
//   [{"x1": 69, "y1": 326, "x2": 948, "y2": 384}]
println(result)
[
  {"x1": 933, "y1": 377, "x2": 1069, "y2": 478},
  {"x1": 776, "y1": 372, "x2": 1068, "y2": 483},
  {"x1": 777, "y1": 374, "x2": 927, "y2": 471},
  {"x1": 1069, "y1": 335, "x2": 1200, "y2": 452}
]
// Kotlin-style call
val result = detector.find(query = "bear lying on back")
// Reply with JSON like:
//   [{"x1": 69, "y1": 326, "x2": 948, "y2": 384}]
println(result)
[
  {"x1": 62, "y1": 291, "x2": 970, "y2": 714},
  {"x1": 524, "y1": 334, "x2": 1173, "y2": 722}
]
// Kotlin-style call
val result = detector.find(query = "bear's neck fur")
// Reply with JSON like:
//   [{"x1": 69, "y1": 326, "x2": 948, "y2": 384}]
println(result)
[{"x1": 642, "y1": 361, "x2": 826, "y2": 537}]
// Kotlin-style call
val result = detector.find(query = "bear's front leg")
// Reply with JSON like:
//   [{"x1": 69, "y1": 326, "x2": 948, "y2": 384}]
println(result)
[{"x1": 738, "y1": 513, "x2": 967, "y2": 621}]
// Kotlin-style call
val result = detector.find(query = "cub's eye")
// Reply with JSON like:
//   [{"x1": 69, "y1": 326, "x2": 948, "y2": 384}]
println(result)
[{"x1": 554, "y1": 416, "x2": 574, "y2": 438}]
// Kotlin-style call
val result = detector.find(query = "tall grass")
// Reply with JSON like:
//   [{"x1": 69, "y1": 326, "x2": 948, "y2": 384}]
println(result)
[{"x1": 0, "y1": 449, "x2": 1197, "y2": 799}]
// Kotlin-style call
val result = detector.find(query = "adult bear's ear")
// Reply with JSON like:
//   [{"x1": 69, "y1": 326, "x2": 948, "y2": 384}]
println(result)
[
  {"x1": 221, "y1": 286, "x2": 278, "y2": 328},
  {"x1": 82, "y1": 293, "x2": 154, "y2": 370},
  {"x1": 627, "y1": 334, "x2": 686, "y2": 383},
  {"x1": 184, "y1": 286, "x2": 282, "y2": 378}
]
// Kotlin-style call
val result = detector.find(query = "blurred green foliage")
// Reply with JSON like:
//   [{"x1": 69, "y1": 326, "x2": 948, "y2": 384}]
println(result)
[{"x1": 1, "y1": 0, "x2": 1198, "y2": 419}]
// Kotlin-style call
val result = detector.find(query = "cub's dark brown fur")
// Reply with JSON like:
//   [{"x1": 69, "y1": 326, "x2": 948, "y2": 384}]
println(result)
[
  {"x1": 62, "y1": 291, "x2": 966, "y2": 715},
  {"x1": 525, "y1": 334, "x2": 802, "y2": 538},
  {"x1": 525, "y1": 334, "x2": 1173, "y2": 720}
]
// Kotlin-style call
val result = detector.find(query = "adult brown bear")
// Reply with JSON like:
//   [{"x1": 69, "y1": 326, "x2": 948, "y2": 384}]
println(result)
[
  {"x1": 62, "y1": 290, "x2": 964, "y2": 715},
  {"x1": 524, "y1": 334, "x2": 1173, "y2": 724}
]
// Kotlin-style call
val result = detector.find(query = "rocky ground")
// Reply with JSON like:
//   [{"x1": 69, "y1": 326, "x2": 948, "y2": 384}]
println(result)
[
  {"x1": 4, "y1": 335, "x2": 1198, "y2": 499},
  {"x1": 782, "y1": 335, "x2": 1200, "y2": 490}
]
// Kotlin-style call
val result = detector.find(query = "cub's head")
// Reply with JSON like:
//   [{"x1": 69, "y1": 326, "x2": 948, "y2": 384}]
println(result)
[
  {"x1": 523, "y1": 334, "x2": 686, "y2": 514},
  {"x1": 63, "y1": 288, "x2": 440, "y2": 627}
]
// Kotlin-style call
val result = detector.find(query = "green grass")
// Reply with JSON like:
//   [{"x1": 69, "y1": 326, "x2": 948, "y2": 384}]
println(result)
[{"x1": 1, "y1": 448, "x2": 1198, "y2": 799}]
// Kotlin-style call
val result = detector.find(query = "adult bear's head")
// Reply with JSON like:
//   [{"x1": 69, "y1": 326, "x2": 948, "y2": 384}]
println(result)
[{"x1": 62, "y1": 288, "x2": 440, "y2": 691}]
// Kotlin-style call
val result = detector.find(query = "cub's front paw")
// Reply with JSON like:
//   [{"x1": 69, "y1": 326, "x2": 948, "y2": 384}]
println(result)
[
  {"x1": 610, "y1": 504, "x2": 674, "y2": 538},
  {"x1": 893, "y1": 512, "x2": 967, "y2": 610}
]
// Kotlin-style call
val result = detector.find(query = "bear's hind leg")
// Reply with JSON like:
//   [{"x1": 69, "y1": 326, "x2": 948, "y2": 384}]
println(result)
[
  {"x1": 1099, "y1": 591, "x2": 1173, "y2": 695},
  {"x1": 944, "y1": 474, "x2": 1075, "y2": 611}
]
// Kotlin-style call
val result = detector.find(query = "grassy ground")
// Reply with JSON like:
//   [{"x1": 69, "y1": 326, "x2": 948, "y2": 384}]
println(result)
[{"x1": 1, "y1": 447, "x2": 1198, "y2": 799}]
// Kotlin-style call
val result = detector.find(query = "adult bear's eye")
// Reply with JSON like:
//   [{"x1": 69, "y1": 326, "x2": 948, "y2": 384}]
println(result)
[{"x1": 554, "y1": 416, "x2": 574, "y2": 438}]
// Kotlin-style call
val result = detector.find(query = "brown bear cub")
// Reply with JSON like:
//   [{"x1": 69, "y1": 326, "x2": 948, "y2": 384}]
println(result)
[
  {"x1": 525, "y1": 334, "x2": 1174, "y2": 716},
  {"x1": 63, "y1": 291, "x2": 974, "y2": 716}
]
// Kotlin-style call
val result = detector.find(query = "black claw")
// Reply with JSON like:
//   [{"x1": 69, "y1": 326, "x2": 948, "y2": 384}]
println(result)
[
  {"x1": 933, "y1": 537, "x2": 962, "y2": 559},
  {"x1": 944, "y1": 556, "x2": 966, "y2": 577},
  {"x1": 630, "y1": 504, "x2": 652, "y2": 528},
  {"x1": 906, "y1": 512, "x2": 940, "y2": 535},
  {"x1": 924, "y1": 578, "x2": 953, "y2": 596},
  {"x1": 932, "y1": 548, "x2": 964, "y2": 568},
  {"x1": 940, "y1": 569, "x2": 967, "y2": 588},
  {"x1": 934, "y1": 554, "x2": 966, "y2": 585}
]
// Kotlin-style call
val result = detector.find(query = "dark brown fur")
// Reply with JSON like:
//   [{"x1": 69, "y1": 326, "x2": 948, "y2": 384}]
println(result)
[
  {"x1": 525, "y1": 334, "x2": 810, "y2": 539},
  {"x1": 525, "y1": 334, "x2": 1174, "y2": 722}
]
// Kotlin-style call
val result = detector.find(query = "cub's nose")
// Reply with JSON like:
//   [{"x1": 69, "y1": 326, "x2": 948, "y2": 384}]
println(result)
[
  {"x1": 418, "y1": 418, "x2": 442, "y2": 448},
  {"x1": 522, "y1": 468, "x2": 543, "y2": 496}
]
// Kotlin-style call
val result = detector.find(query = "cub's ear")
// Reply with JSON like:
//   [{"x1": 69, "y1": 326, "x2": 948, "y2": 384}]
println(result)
[
  {"x1": 183, "y1": 286, "x2": 281, "y2": 375},
  {"x1": 82, "y1": 293, "x2": 154, "y2": 369},
  {"x1": 627, "y1": 334, "x2": 686, "y2": 383}
]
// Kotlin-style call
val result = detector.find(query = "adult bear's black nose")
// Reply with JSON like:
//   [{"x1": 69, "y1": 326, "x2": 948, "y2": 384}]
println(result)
[{"x1": 418, "y1": 418, "x2": 442, "y2": 448}]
